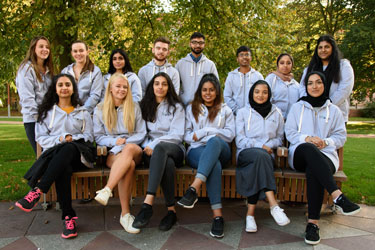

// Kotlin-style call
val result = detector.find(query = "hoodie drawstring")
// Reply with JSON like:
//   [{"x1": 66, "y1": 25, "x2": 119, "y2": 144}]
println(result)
[
  {"x1": 152, "y1": 66, "x2": 156, "y2": 76},
  {"x1": 198, "y1": 61, "x2": 202, "y2": 76},
  {"x1": 49, "y1": 105, "x2": 56, "y2": 129},
  {"x1": 326, "y1": 105, "x2": 329, "y2": 123},
  {"x1": 190, "y1": 63, "x2": 194, "y2": 76},
  {"x1": 217, "y1": 108, "x2": 223, "y2": 127},
  {"x1": 247, "y1": 108, "x2": 252, "y2": 130},
  {"x1": 298, "y1": 104, "x2": 305, "y2": 133}
]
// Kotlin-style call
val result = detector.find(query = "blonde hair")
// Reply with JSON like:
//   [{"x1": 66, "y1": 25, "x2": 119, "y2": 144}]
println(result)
[{"x1": 101, "y1": 73, "x2": 135, "y2": 133}]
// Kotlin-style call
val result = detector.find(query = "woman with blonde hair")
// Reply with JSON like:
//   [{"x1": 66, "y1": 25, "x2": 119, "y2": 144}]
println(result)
[
  {"x1": 93, "y1": 73, "x2": 146, "y2": 234},
  {"x1": 16, "y1": 36, "x2": 54, "y2": 154},
  {"x1": 61, "y1": 40, "x2": 103, "y2": 113}
]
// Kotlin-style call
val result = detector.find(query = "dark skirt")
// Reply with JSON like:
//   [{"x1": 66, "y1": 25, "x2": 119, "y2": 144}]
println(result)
[{"x1": 236, "y1": 148, "x2": 276, "y2": 200}]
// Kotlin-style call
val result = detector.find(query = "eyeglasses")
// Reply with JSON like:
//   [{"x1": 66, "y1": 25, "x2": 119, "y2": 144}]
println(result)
[
  {"x1": 238, "y1": 53, "x2": 251, "y2": 58},
  {"x1": 191, "y1": 41, "x2": 205, "y2": 45}
]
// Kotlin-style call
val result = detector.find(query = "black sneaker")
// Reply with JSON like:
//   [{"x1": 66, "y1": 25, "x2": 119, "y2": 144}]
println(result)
[
  {"x1": 159, "y1": 211, "x2": 177, "y2": 231},
  {"x1": 334, "y1": 194, "x2": 361, "y2": 215},
  {"x1": 61, "y1": 216, "x2": 78, "y2": 239},
  {"x1": 132, "y1": 203, "x2": 153, "y2": 229},
  {"x1": 177, "y1": 187, "x2": 198, "y2": 209},
  {"x1": 15, "y1": 187, "x2": 42, "y2": 212},
  {"x1": 210, "y1": 216, "x2": 224, "y2": 238},
  {"x1": 304, "y1": 223, "x2": 320, "y2": 245}
]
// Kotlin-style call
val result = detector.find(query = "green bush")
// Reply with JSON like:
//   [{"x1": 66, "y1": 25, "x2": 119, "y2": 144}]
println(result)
[{"x1": 362, "y1": 102, "x2": 375, "y2": 118}]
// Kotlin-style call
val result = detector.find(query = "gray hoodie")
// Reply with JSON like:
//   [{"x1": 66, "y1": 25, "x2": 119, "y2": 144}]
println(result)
[
  {"x1": 138, "y1": 59, "x2": 180, "y2": 96},
  {"x1": 299, "y1": 59, "x2": 354, "y2": 122},
  {"x1": 35, "y1": 105, "x2": 93, "y2": 150},
  {"x1": 235, "y1": 104, "x2": 284, "y2": 159},
  {"x1": 93, "y1": 103, "x2": 146, "y2": 155},
  {"x1": 176, "y1": 54, "x2": 219, "y2": 105},
  {"x1": 223, "y1": 67, "x2": 264, "y2": 115},
  {"x1": 61, "y1": 63, "x2": 103, "y2": 113},
  {"x1": 184, "y1": 103, "x2": 235, "y2": 153},
  {"x1": 16, "y1": 61, "x2": 52, "y2": 123},
  {"x1": 142, "y1": 101, "x2": 185, "y2": 155},
  {"x1": 285, "y1": 100, "x2": 346, "y2": 171},
  {"x1": 101, "y1": 72, "x2": 142, "y2": 102}
]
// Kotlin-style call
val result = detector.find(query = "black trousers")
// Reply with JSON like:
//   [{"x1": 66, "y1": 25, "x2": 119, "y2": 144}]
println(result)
[
  {"x1": 293, "y1": 143, "x2": 337, "y2": 220},
  {"x1": 24, "y1": 122, "x2": 37, "y2": 155},
  {"x1": 144, "y1": 142, "x2": 184, "y2": 207},
  {"x1": 36, "y1": 143, "x2": 84, "y2": 219}
]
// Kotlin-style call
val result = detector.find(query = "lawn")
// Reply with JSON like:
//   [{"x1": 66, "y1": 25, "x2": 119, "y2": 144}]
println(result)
[
  {"x1": 0, "y1": 124, "x2": 374, "y2": 205},
  {"x1": 0, "y1": 117, "x2": 23, "y2": 122},
  {"x1": 346, "y1": 122, "x2": 375, "y2": 134}
]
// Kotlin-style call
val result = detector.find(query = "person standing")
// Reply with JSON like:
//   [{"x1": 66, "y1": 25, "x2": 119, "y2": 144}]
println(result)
[
  {"x1": 61, "y1": 40, "x2": 103, "y2": 113},
  {"x1": 176, "y1": 32, "x2": 219, "y2": 105},
  {"x1": 101, "y1": 49, "x2": 142, "y2": 102},
  {"x1": 16, "y1": 36, "x2": 54, "y2": 154},
  {"x1": 299, "y1": 35, "x2": 354, "y2": 122},
  {"x1": 138, "y1": 37, "x2": 180, "y2": 96},
  {"x1": 224, "y1": 46, "x2": 263, "y2": 115}
]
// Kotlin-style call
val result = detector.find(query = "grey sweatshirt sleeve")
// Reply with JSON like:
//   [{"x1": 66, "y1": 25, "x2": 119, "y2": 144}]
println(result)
[
  {"x1": 93, "y1": 107, "x2": 118, "y2": 147},
  {"x1": 147, "y1": 104, "x2": 185, "y2": 149},
  {"x1": 16, "y1": 65, "x2": 38, "y2": 122},
  {"x1": 223, "y1": 74, "x2": 239, "y2": 114},
  {"x1": 138, "y1": 67, "x2": 147, "y2": 97},
  {"x1": 35, "y1": 121, "x2": 61, "y2": 149},
  {"x1": 72, "y1": 110, "x2": 94, "y2": 143},
  {"x1": 129, "y1": 74, "x2": 143, "y2": 102},
  {"x1": 125, "y1": 104, "x2": 146, "y2": 145},
  {"x1": 84, "y1": 68, "x2": 103, "y2": 113},
  {"x1": 325, "y1": 106, "x2": 347, "y2": 149},
  {"x1": 171, "y1": 69, "x2": 181, "y2": 95},
  {"x1": 330, "y1": 60, "x2": 354, "y2": 106},
  {"x1": 299, "y1": 68, "x2": 308, "y2": 98}
]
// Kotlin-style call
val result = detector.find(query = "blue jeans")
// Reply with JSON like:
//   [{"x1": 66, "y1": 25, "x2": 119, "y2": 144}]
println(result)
[{"x1": 187, "y1": 137, "x2": 231, "y2": 209}]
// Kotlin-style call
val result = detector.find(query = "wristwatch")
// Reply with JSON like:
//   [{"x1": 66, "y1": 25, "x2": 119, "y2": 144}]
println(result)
[{"x1": 324, "y1": 139, "x2": 329, "y2": 146}]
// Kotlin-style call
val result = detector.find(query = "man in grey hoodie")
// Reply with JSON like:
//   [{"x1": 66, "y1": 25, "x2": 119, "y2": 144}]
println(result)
[
  {"x1": 138, "y1": 37, "x2": 180, "y2": 96},
  {"x1": 176, "y1": 32, "x2": 219, "y2": 105}
]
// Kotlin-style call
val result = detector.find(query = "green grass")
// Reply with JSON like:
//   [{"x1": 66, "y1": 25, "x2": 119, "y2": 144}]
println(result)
[
  {"x1": 349, "y1": 117, "x2": 375, "y2": 122},
  {"x1": 0, "y1": 124, "x2": 35, "y2": 201},
  {"x1": 343, "y1": 138, "x2": 375, "y2": 205},
  {"x1": 0, "y1": 117, "x2": 23, "y2": 122},
  {"x1": 346, "y1": 122, "x2": 375, "y2": 134}
]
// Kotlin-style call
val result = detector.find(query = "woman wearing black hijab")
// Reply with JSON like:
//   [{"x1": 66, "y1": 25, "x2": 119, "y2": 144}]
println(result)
[
  {"x1": 286, "y1": 71, "x2": 360, "y2": 245},
  {"x1": 235, "y1": 80, "x2": 290, "y2": 233}
]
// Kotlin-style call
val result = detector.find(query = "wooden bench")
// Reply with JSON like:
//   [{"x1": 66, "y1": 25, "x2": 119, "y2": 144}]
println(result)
[{"x1": 39, "y1": 143, "x2": 346, "y2": 208}]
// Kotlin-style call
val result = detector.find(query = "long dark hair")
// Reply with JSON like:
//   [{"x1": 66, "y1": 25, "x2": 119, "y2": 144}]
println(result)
[
  {"x1": 306, "y1": 35, "x2": 342, "y2": 90},
  {"x1": 191, "y1": 73, "x2": 222, "y2": 123},
  {"x1": 37, "y1": 74, "x2": 82, "y2": 122},
  {"x1": 107, "y1": 48, "x2": 133, "y2": 74},
  {"x1": 140, "y1": 72, "x2": 181, "y2": 122}
]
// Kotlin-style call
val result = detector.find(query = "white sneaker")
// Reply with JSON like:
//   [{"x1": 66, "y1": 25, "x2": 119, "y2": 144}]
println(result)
[
  {"x1": 95, "y1": 187, "x2": 112, "y2": 206},
  {"x1": 120, "y1": 213, "x2": 140, "y2": 234},
  {"x1": 245, "y1": 215, "x2": 257, "y2": 232},
  {"x1": 270, "y1": 205, "x2": 290, "y2": 226}
]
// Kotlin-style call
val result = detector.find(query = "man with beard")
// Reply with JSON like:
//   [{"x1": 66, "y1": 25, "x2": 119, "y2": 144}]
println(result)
[
  {"x1": 223, "y1": 46, "x2": 263, "y2": 115},
  {"x1": 176, "y1": 32, "x2": 219, "y2": 105},
  {"x1": 138, "y1": 37, "x2": 180, "y2": 96}
]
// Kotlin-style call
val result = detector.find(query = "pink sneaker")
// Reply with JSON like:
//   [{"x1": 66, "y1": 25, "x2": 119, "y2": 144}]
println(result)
[{"x1": 15, "y1": 188, "x2": 42, "y2": 212}]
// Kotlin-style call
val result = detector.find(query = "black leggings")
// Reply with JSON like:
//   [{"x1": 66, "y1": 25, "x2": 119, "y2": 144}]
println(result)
[
  {"x1": 293, "y1": 143, "x2": 338, "y2": 220},
  {"x1": 247, "y1": 188, "x2": 272, "y2": 205},
  {"x1": 144, "y1": 142, "x2": 184, "y2": 207},
  {"x1": 24, "y1": 122, "x2": 37, "y2": 155},
  {"x1": 37, "y1": 143, "x2": 84, "y2": 219}
]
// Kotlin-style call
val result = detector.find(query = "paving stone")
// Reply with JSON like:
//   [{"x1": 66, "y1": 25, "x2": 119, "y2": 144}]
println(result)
[
  {"x1": 82, "y1": 231, "x2": 138, "y2": 250},
  {"x1": 0, "y1": 237, "x2": 19, "y2": 249},
  {"x1": 161, "y1": 226, "x2": 233, "y2": 250},
  {"x1": 26, "y1": 209, "x2": 63, "y2": 236},
  {"x1": 0, "y1": 203, "x2": 36, "y2": 238},
  {"x1": 240, "y1": 241, "x2": 314, "y2": 249},
  {"x1": 326, "y1": 214, "x2": 375, "y2": 233},
  {"x1": 321, "y1": 234, "x2": 375, "y2": 250},
  {"x1": 1, "y1": 237, "x2": 37, "y2": 250},
  {"x1": 74, "y1": 206, "x2": 105, "y2": 233},
  {"x1": 27, "y1": 232, "x2": 100, "y2": 250}
]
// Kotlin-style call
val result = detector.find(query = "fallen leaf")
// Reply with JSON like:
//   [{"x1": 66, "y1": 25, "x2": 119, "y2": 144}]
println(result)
[{"x1": 9, "y1": 205, "x2": 14, "y2": 210}]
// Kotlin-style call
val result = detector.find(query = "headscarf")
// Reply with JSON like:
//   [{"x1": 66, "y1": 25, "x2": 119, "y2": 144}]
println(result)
[
  {"x1": 299, "y1": 71, "x2": 329, "y2": 107},
  {"x1": 248, "y1": 80, "x2": 272, "y2": 118}
]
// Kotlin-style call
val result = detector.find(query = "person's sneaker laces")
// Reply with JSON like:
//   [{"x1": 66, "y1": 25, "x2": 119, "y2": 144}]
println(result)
[
  {"x1": 270, "y1": 205, "x2": 290, "y2": 226},
  {"x1": 177, "y1": 187, "x2": 198, "y2": 209},
  {"x1": 210, "y1": 216, "x2": 224, "y2": 238},
  {"x1": 334, "y1": 194, "x2": 361, "y2": 215},
  {"x1": 305, "y1": 222, "x2": 320, "y2": 245},
  {"x1": 245, "y1": 215, "x2": 257, "y2": 232},
  {"x1": 61, "y1": 216, "x2": 78, "y2": 239},
  {"x1": 15, "y1": 187, "x2": 42, "y2": 212},
  {"x1": 159, "y1": 211, "x2": 177, "y2": 231},
  {"x1": 94, "y1": 187, "x2": 112, "y2": 206},
  {"x1": 132, "y1": 203, "x2": 153, "y2": 229},
  {"x1": 120, "y1": 213, "x2": 140, "y2": 234}
]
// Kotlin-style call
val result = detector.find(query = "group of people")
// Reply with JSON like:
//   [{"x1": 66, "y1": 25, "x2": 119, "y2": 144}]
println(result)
[{"x1": 14, "y1": 32, "x2": 360, "y2": 245}]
